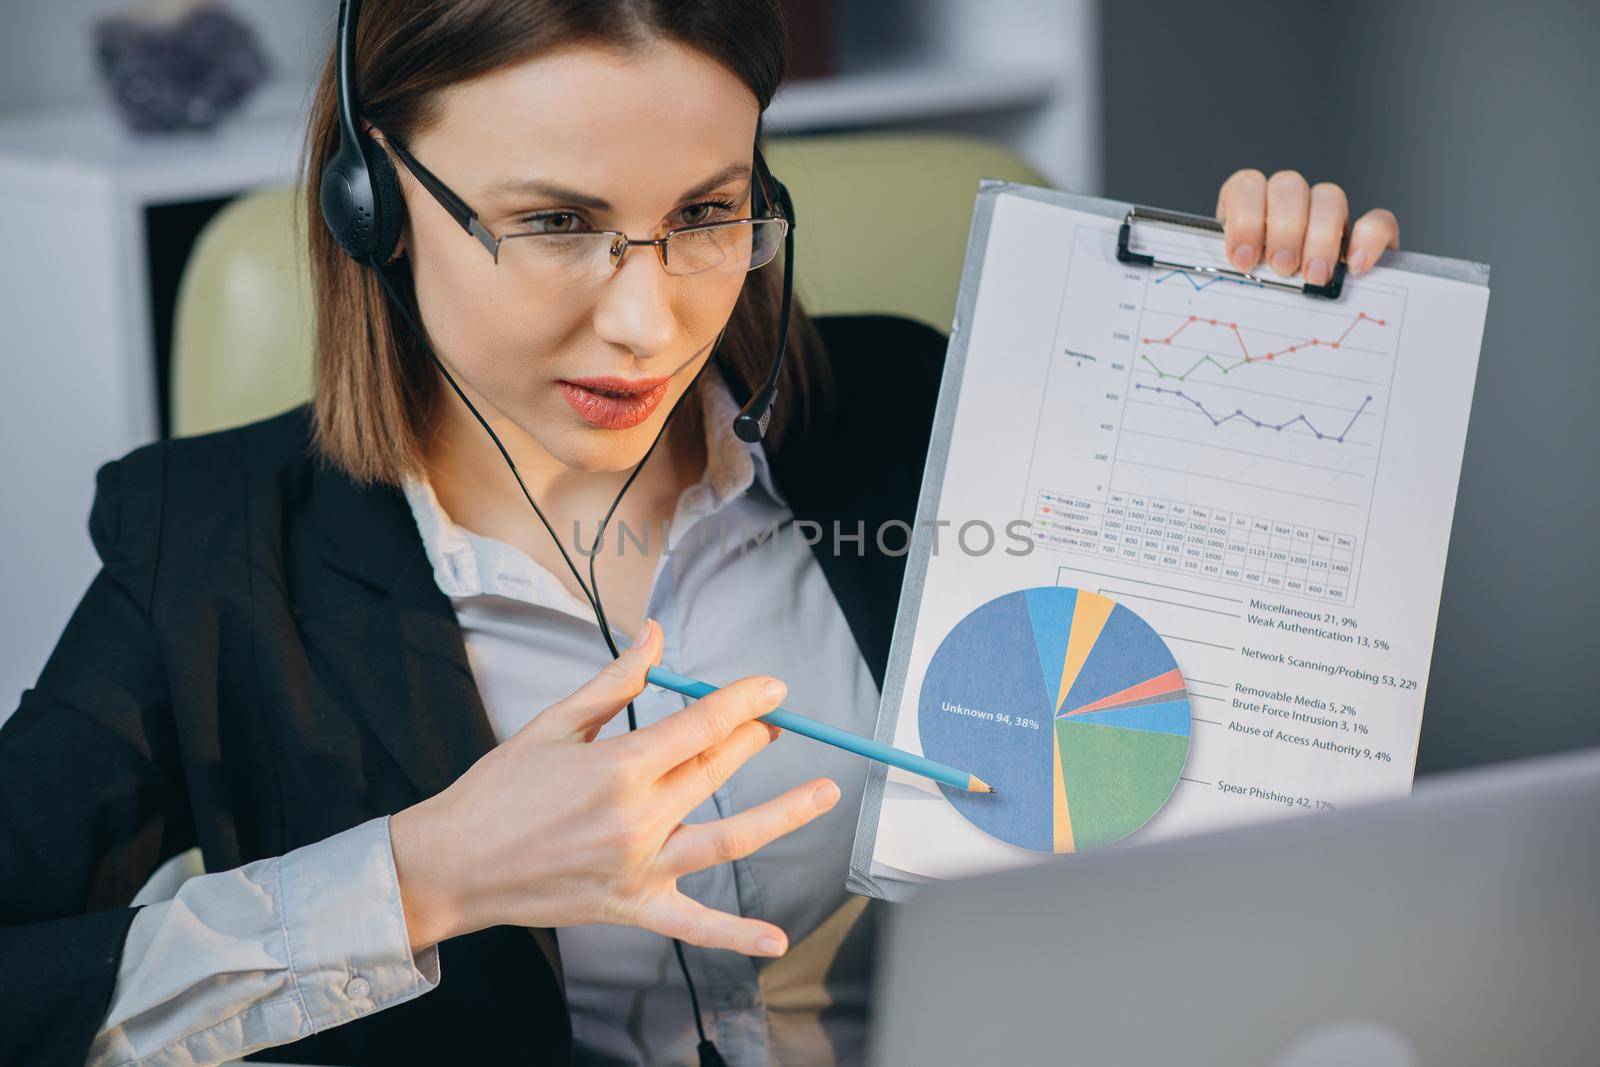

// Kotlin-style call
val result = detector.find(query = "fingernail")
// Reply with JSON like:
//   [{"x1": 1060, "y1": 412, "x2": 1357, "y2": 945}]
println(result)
[
  {"x1": 763, "y1": 679, "x2": 787, "y2": 703},
  {"x1": 813, "y1": 782, "x2": 840, "y2": 809},
  {"x1": 1271, "y1": 249, "x2": 1295, "y2": 276},
  {"x1": 757, "y1": 936, "x2": 785, "y2": 956},
  {"x1": 633, "y1": 619, "x2": 654, "y2": 646},
  {"x1": 1349, "y1": 248, "x2": 1371, "y2": 273},
  {"x1": 1306, "y1": 257, "x2": 1329, "y2": 284},
  {"x1": 764, "y1": 723, "x2": 783, "y2": 743},
  {"x1": 1231, "y1": 244, "x2": 1255, "y2": 270}
]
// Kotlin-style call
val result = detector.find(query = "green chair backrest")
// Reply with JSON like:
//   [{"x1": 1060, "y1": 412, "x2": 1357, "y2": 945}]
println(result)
[{"x1": 171, "y1": 132, "x2": 1044, "y2": 437}]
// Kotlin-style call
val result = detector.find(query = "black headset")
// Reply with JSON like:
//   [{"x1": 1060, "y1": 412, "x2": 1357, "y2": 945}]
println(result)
[{"x1": 317, "y1": 2, "x2": 797, "y2": 1063}]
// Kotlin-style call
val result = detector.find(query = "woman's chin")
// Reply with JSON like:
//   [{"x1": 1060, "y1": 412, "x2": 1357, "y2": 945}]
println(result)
[{"x1": 535, "y1": 416, "x2": 671, "y2": 474}]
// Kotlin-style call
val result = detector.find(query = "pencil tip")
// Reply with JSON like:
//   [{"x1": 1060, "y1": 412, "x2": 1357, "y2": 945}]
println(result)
[{"x1": 971, "y1": 777, "x2": 995, "y2": 794}]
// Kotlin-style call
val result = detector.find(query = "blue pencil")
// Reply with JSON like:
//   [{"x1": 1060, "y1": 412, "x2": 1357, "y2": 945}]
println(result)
[{"x1": 645, "y1": 665, "x2": 995, "y2": 794}]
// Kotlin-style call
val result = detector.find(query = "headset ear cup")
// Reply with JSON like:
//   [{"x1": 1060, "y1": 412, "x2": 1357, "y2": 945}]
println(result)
[{"x1": 363, "y1": 133, "x2": 407, "y2": 264}]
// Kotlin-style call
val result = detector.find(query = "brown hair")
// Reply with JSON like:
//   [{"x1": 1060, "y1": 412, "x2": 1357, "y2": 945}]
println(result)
[{"x1": 300, "y1": 0, "x2": 827, "y2": 486}]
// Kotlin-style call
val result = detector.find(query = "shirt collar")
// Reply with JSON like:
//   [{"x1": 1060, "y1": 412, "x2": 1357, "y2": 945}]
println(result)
[{"x1": 400, "y1": 363, "x2": 785, "y2": 604}]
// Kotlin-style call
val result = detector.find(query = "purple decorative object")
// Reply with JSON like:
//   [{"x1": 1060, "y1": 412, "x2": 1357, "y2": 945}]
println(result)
[{"x1": 94, "y1": 1, "x2": 271, "y2": 133}]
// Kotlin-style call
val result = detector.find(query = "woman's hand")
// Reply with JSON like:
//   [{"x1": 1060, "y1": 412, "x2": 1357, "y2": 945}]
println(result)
[
  {"x1": 1215, "y1": 169, "x2": 1400, "y2": 284},
  {"x1": 389, "y1": 618, "x2": 838, "y2": 957}
]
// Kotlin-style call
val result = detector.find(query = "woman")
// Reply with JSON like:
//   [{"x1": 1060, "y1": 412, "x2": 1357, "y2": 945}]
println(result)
[{"x1": 0, "y1": 1, "x2": 1400, "y2": 1064}]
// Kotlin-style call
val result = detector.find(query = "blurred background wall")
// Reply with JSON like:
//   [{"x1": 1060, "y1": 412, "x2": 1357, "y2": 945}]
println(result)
[
  {"x1": 1102, "y1": 0, "x2": 1600, "y2": 773},
  {"x1": 1, "y1": 0, "x2": 1594, "y2": 779}
]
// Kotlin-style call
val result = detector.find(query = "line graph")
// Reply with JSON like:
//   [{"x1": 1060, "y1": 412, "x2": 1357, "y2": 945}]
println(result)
[
  {"x1": 1142, "y1": 310, "x2": 1385, "y2": 370},
  {"x1": 1133, "y1": 384, "x2": 1373, "y2": 443},
  {"x1": 1138, "y1": 350, "x2": 1382, "y2": 386},
  {"x1": 1122, "y1": 284, "x2": 1395, "y2": 480},
  {"x1": 1021, "y1": 226, "x2": 1410, "y2": 605},
  {"x1": 1128, "y1": 300, "x2": 1391, "y2": 451},
  {"x1": 1153, "y1": 268, "x2": 1265, "y2": 292}
]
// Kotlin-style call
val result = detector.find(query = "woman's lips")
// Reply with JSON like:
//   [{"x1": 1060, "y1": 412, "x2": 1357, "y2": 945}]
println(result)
[{"x1": 557, "y1": 375, "x2": 672, "y2": 430}]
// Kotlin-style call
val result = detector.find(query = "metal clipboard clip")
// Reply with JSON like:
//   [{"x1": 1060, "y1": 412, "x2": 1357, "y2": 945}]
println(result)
[{"x1": 1116, "y1": 205, "x2": 1347, "y2": 299}]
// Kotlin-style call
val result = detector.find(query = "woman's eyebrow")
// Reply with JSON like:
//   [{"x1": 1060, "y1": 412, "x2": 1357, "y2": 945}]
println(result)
[
  {"x1": 677, "y1": 162, "x2": 752, "y2": 202},
  {"x1": 483, "y1": 162, "x2": 752, "y2": 210}
]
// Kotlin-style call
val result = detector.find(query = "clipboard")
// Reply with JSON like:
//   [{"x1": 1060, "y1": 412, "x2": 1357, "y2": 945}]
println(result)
[
  {"x1": 847, "y1": 181, "x2": 1489, "y2": 903},
  {"x1": 1117, "y1": 205, "x2": 1347, "y2": 298}
]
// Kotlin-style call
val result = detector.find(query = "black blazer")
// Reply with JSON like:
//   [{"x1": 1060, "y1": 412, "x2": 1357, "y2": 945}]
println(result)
[{"x1": 0, "y1": 314, "x2": 948, "y2": 1066}]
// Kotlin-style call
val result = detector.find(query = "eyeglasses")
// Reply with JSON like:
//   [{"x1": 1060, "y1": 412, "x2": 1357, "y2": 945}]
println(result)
[{"x1": 386, "y1": 138, "x2": 789, "y2": 289}]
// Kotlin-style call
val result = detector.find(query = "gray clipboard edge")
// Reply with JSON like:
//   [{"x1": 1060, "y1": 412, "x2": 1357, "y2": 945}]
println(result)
[
  {"x1": 844, "y1": 180, "x2": 1488, "y2": 903},
  {"x1": 842, "y1": 181, "x2": 1102, "y2": 901}
]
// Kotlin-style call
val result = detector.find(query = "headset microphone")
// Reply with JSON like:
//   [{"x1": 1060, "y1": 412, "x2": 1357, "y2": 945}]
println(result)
[{"x1": 732, "y1": 162, "x2": 795, "y2": 443}]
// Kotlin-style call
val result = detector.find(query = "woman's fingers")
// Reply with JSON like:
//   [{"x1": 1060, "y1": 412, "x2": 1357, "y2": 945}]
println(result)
[
  {"x1": 1264, "y1": 170, "x2": 1311, "y2": 277},
  {"x1": 656, "y1": 717, "x2": 784, "y2": 824},
  {"x1": 1302, "y1": 182, "x2": 1349, "y2": 286},
  {"x1": 1220, "y1": 170, "x2": 1397, "y2": 282},
  {"x1": 1347, "y1": 207, "x2": 1400, "y2": 274},
  {"x1": 518, "y1": 618, "x2": 662, "y2": 744},
  {"x1": 616, "y1": 674, "x2": 788, "y2": 776},
  {"x1": 660, "y1": 778, "x2": 841, "y2": 877},
  {"x1": 1216, "y1": 168, "x2": 1267, "y2": 272},
  {"x1": 633, "y1": 888, "x2": 790, "y2": 957}
]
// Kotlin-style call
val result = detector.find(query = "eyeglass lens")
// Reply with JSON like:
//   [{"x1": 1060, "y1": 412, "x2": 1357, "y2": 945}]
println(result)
[{"x1": 494, "y1": 219, "x2": 785, "y2": 288}]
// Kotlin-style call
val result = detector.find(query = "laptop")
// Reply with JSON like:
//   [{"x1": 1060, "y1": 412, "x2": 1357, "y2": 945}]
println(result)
[{"x1": 871, "y1": 747, "x2": 1600, "y2": 1066}]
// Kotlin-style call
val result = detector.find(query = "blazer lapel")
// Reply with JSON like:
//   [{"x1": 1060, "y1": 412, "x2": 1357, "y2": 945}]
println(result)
[
  {"x1": 308, "y1": 460, "x2": 498, "y2": 800},
  {"x1": 305, "y1": 458, "x2": 564, "y2": 988}
]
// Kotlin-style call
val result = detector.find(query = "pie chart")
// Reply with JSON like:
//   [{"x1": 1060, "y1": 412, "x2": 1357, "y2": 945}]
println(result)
[{"x1": 917, "y1": 586, "x2": 1190, "y2": 853}]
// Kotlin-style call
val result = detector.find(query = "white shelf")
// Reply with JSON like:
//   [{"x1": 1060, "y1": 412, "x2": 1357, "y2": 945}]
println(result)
[
  {"x1": 0, "y1": 60, "x2": 1067, "y2": 201},
  {"x1": 767, "y1": 61, "x2": 1062, "y2": 132},
  {"x1": 0, "y1": 80, "x2": 309, "y2": 204}
]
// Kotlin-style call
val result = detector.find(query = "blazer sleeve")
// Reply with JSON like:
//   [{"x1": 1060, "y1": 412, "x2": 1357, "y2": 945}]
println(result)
[{"x1": 0, "y1": 447, "x2": 197, "y2": 1066}]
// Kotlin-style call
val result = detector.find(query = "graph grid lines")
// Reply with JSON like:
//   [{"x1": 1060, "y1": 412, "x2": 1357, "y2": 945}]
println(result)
[{"x1": 1021, "y1": 226, "x2": 1410, "y2": 606}]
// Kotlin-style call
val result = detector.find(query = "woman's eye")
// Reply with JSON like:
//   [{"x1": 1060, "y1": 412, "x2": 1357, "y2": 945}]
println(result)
[
  {"x1": 680, "y1": 198, "x2": 738, "y2": 225},
  {"x1": 524, "y1": 211, "x2": 588, "y2": 234}
]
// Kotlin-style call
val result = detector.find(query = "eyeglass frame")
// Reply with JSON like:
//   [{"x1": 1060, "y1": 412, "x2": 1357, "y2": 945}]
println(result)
[{"x1": 382, "y1": 135, "x2": 791, "y2": 276}]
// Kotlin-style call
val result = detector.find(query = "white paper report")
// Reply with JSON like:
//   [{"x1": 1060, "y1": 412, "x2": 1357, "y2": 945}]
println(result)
[{"x1": 865, "y1": 190, "x2": 1490, "y2": 885}]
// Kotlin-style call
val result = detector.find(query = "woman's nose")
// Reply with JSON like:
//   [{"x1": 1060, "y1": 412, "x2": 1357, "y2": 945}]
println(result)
[{"x1": 590, "y1": 242, "x2": 677, "y2": 359}]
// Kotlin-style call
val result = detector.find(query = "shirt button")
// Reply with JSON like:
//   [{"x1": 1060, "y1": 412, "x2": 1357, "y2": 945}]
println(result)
[{"x1": 345, "y1": 975, "x2": 372, "y2": 1000}]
